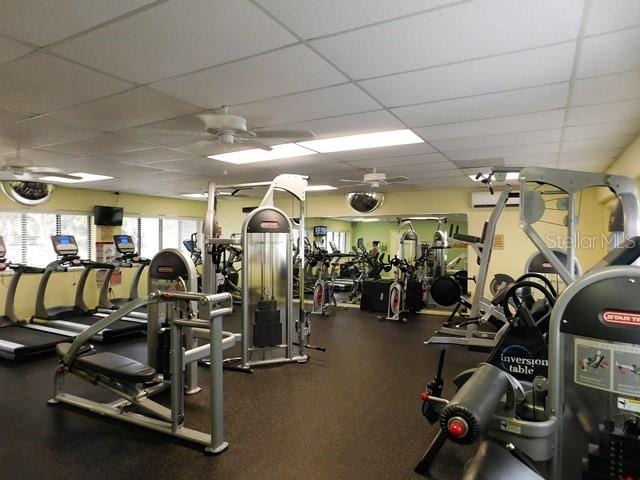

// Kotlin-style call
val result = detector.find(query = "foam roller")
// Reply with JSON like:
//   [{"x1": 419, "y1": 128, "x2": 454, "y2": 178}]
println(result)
[{"x1": 439, "y1": 363, "x2": 511, "y2": 444}]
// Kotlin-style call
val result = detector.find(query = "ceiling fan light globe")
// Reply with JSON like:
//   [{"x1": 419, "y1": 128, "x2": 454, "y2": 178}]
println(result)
[{"x1": 219, "y1": 132, "x2": 235, "y2": 144}]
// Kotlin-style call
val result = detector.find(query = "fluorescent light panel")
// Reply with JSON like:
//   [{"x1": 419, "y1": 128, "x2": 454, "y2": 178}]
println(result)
[
  {"x1": 208, "y1": 143, "x2": 315, "y2": 164},
  {"x1": 354, "y1": 217, "x2": 380, "y2": 222},
  {"x1": 181, "y1": 191, "x2": 232, "y2": 198},
  {"x1": 298, "y1": 129, "x2": 423, "y2": 153},
  {"x1": 181, "y1": 193, "x2": 208, "y2": 198},
  {"x1": 207, "y1": 129, "x2": 423, "y2": 165},
  {"x1": 39, "y1": 172, "x2": 113, "y2": 183},
  {"x1": 306, "y1": 185, "x2": 337, "y2": 191}
]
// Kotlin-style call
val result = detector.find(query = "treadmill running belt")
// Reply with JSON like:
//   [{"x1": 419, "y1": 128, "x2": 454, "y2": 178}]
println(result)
[
  {"x1": 59, "y1": 315, "x2": 144, "y2": 339},
  {"x1": 0, "y1": 326, "x2": 66, "y2": 360}
]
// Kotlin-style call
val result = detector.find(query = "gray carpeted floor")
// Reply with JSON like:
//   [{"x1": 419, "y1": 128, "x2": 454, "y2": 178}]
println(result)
[{"x1": 0, "y1": 307, "x2": 486, "y2": 480}]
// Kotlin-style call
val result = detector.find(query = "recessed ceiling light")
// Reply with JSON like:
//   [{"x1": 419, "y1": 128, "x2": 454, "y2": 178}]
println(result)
[
  {"x1": 181, "y1": 191, "x2": 233, "y2": 198},
  {"x1": 306, "y1": 185, "x2": 337, "y2": 191},
  {"x1": 297, "y1": 129, "x2": 423, "y2": 153},
  {"x1": 181, "y1": 193, "x2": 208, "y2": 198},
  {"x1": 38, "y1": 172, "x2": 113, "y2": 183},
  {"x1": 208, "y1": 143, "x2": 316, "y2": 164},
  {"x1": 468, "y1": 172, "x2": 520, "y2": 181}
]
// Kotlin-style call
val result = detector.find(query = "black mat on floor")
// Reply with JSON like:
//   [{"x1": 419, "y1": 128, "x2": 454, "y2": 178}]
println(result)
[{"x1": 0, "y1": 308, "x2": 485, "y2": 480}]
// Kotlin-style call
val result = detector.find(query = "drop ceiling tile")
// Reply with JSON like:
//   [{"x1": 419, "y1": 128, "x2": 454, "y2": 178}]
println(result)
[
  {"x1": 53, "y1": 157, "x2": 160, "y2": 177},
  {"x1": 46, "y1": 133, "x2": 151, "y2": 155},
  {"x1": 256, "y1": 0, "x2": 460, "y2": 39},
  {"x1": 280, "y1": 160, "x2": 359, "y2": 175},
  {"x1": 51, "y1": 0, "x2": 297, "y2": 84},
  {"x1": 561, "y1": 135, "x2": 636, "y2": 153},
  {"x1": 557, "y1": 159, "x2": 612, "y2": 172},
  {"x1": 578, "y1": 27, "x2": 640, "y2": 78},
  {"x1": 100, "y1": 147, "x2": 195, "y2": 165},
  {"x1": 117, "y1": 114, "x2": 210, "y2": 146},
  {"x1": 138, "y1": 156, "x2": 237, "y2": 177},
  {"x1": 432, "y1": 129, "x2": 562, "y2": 152},
  {"x1": 585, "y1": 0, "x2": 640, "y2": 36},
  {"x1": 567, "y1": 99, "x2": 640, "y2": 125},
  {"x1": 501, "y1": 154, "x2": 560, "y2": 167},
  {"x1": 0, "y1": 1, "x2": 156, "y2": 46},
  {"x1": 311, "y1": 0, "x2": 583, "y2": 79},
  {"x1": 273, "y1": 110, "x2": 403, "y2": 140},
  {"x1": 0, "y1": 109, "x2": 31, "y2": 124},
  {"x1": 446, "y1": 142, "x2": 560, "y2": 161},
  {"x1": 325, "y1": 141, "x2": 437, "y2": 162},
  {"x1": 0, "y1": 36, "x2": 33, "y2": 65},
  {"x1": 229, "y1": 84, "x2": 380, "y2": 127},
  {"x1": 406, "y1": 169, "x2": 465, "y2": 179},
  {"x1": 361, "y1": 43, "x2": 575, "y2": 106},
  {"x1": 0, "y1": 116, "x2": 100, "y2": 148},
  {"x1": 563, "y1": 120, "x2": 640, "y2": 141},
  {"x1": 558, "y1": 149, "x2": 622, "y2": 162},
  {"x1": 347, "y1": 152, "x2": 448, "y2": 169},
  {"x1": 47, "y1": 87, "x2": 200, "y2": 131},
  {"x1": 571, "y1": 70, "x2": 640, "y2": 106},
  {"x1": 0, "y1": 53, "x2": 131, "y2": 114},
  {"x1": 152, "y1": 45, "x2": 346, "y2": 108},
  {"x1": 415, "y1": 110, "x2": 565, "y2": 141},
  {"x1": 381, "y1": 162, "x2": 457, "y2": 175},
  {"x1": 393, "y1": 84, "x2": 569, "y2": 127},
  {"x1": 2, "y1": 148, "x2": 86, "y2": 166}
]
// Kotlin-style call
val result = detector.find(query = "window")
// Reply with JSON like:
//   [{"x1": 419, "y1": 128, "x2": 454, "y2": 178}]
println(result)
[
  {"x1": 60, "y1": 214, "x2": 94, "y2": 260},
  {"x1": 122, "y1": 216, "x2": 141, "y2": 252},
  {"x1": 140, "y1": 217, "x2": 160, "y2": 259},
  {"x1": 24, "y1": 213, "x2": 57, "y2": 267},
  {"x1": 0, "y1": 212, "x2": 22, "y2": 262},
  {"x1": 0, "y1": 210, "x2": 201, "y2": 266},
  {"x1": 119, "y1": 216, "x2": 201, "y2": 258},
  {"x1": 326, "y1": 230, "x2": 347, "y2": 253}
]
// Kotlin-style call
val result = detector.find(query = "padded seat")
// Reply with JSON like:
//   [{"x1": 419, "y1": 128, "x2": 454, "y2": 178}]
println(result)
[{"x1": 56, "y1": 342, "x2": 155, "y2": 383}]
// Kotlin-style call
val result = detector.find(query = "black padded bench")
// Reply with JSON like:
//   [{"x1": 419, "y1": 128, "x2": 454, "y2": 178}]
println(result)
[{"x1": 56, "y1": 343, "x2": 156, "y2": 383}]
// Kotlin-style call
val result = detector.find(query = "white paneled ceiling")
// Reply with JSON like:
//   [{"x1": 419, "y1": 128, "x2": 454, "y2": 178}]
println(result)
[{"x1": 0, "y1": 0, "x2": 637, "y2": 199}]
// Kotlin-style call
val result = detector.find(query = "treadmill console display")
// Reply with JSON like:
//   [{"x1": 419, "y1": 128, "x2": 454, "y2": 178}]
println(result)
[
  {"x1": 113, "y1": 235, "x2": 135, "y2": 254},
  {"x1": 52, "y1": 235, "x2": 79, "y2": 256}
]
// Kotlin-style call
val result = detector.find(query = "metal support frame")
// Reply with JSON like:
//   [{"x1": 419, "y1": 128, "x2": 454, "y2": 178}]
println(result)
[
  {"x1": 203, "y1": 174, "x2": 309, "y2": 370},
  {"x1": 427, "y1": 188, "x2": 511, "y2": 347},
  {"x1": 49, "y1": 291, "x2": 237, "y2": 454},
  {"x1": 516, "y1": 167, "x2": 640, "y2": 285}
]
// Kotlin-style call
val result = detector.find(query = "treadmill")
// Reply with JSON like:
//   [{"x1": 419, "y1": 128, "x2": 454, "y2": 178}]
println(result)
[
  {"x1": 0, "y1": 235, "x2": 76, "y2": 360},
  {"x1": 96, "y1": 234, "x2": 149, "y2": 323},
  {"x1": 32, "y1": 235, "x2": 145, "y2": 342}
]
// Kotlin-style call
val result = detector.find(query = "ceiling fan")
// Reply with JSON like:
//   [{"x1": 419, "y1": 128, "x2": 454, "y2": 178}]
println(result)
[
  {"x1": 160, "y1": 106, "x2": 316, "y2": 151},
  {"x1": 0, "y1": 155, "x2": 80, "y2": 181},
  {"x1": 339, "y1": 168, "x2": 411, "y2": 189}
]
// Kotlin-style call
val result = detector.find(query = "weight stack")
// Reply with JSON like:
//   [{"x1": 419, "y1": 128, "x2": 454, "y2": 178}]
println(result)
[{"x1": 253, "y1": 300, "x2": 282, "y2": 347}]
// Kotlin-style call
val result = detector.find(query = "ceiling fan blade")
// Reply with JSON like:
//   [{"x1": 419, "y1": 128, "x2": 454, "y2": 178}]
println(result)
[
  {"x1": 252, "y1": 129, "x2": 315, "y2": 139},
  {"x1": 139, "y1": 128, "x2": 213, "y2": 138},
  {"x1": 240, "y1": 139, "x2": 273, "y2": 151},
  {"x1": 337, "y1": 183, "x2": 367, "y2": 189},
  {"x1": 339, "y1": 179, "x2": 367, "y2": 183},
  {"x1": 385, "y1": 176, "x2": 410, "y2": 183},
  {"x1": 27, "y1": 167, "x2": 82, "y2": 180}
]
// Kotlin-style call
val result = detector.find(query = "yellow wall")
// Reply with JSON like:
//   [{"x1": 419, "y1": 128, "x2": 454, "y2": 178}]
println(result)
[{"x1": 0, "y1": 185, "x2": 205, "y2": 320}]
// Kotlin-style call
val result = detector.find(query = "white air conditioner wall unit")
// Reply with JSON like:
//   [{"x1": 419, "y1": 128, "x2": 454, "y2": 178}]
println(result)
[{"x1": 471, "y1": 190, "x2": 520, "y2": 208}]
